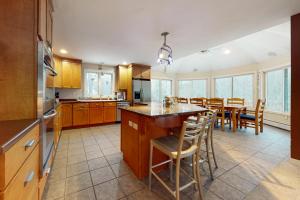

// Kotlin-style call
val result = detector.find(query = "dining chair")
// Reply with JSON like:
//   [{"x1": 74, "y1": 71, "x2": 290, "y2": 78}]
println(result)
[
  {"x1": 190, "y1": 98, "x2": 206, "y2": 107},
  {"x1": 206, "y1": 98, "x2": 225, "y2": 131},
  {"x1": 239, "y1": 99, "x2": 265, "y2": 135},
  {"x1": 149, "y1": 117, "x2": 208, "y2": 200},
  {"x1": 177, "y1": 97, "x2": 189, "y2": 104},
  {"x1": 227, "y1": 98, "x2": 245, "y2": 128}
]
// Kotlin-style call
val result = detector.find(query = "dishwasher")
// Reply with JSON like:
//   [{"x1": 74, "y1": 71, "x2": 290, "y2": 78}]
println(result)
[{"x1": 117, "y1": 101, "x2": 130, "y2": 122}]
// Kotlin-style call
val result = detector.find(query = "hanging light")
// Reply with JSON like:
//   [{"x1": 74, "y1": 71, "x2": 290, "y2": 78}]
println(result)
[{"x1": 157, "y1": 32, "x2": 173, "y2": 65}]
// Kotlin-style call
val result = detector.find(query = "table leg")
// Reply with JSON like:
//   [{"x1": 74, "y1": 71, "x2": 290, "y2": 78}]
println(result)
[{"x1": 232, "y1": 108, "x2": 236, "y2": 132}]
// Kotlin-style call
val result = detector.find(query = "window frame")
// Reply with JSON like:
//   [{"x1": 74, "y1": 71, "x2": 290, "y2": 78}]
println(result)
[
  {"x1": 214, "y1": 73, "x2": 255, "y2": 107},
  {"x1": 151, "y1": 78, "x2": 173, "y2": 102},
  {"x1": 177, "y1": 79, "x2": 208, "y2": 98},
  {"x1": 83, "y1": 68, "x2": 115, "y2": 98},
  {"x1": 264, "y1": 65, "x2": 291, "y2": 113}
]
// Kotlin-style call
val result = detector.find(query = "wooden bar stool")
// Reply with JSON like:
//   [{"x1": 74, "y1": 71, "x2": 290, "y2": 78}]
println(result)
[{"x1": 149, "y1": 117, "x2": 208, "y2": 200}]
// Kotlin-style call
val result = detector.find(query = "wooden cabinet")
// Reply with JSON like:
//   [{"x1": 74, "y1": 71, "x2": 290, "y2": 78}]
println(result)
[
  {"x1": 131, "y1": 64, "x2": 151, "y2": 80},
  {"x1": 127, "y1": 67, "x2": 133, "y2": 102},
  {"x1": 103, "y1": 102, "x2": 117, "y2": 123},
  {"x1": 0, "y1": 124, "x2": 39, "y2": 200},
  {"x1": 89, "y1": 103, "x2": 104, "y2": 124},
  {"x1": 73, "y1": 103, "x2": 89, "y2": 126},
  {"x1": 38, "y1": 0, "x2": 53, "y2": 47},
  {"x1": 53, "y1": 56, "x2": 62, "y2": 88},
  {"x1": 54, "y1": 105, "x2": 62, "y2": 148},
  {"x1": 115, "y1": 65, "x2": 128, "y2": 90},
  {"x1": 61, "y1": 103, "x2": 73, "y2": 128},
  {"x1": 53, "y1": 55, "x2": 82, "y2": 89}
]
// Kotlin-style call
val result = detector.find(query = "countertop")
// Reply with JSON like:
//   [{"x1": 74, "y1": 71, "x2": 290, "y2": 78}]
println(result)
[
  {"x1": 59, "y1": 99, "x2": 129, "y2": 103},
  {"x1": 120, "y1": 102, "x2": 207, "y2": 117},
  {"x1": 0, "y1": 119, "x2": 40, "y2": 154}
]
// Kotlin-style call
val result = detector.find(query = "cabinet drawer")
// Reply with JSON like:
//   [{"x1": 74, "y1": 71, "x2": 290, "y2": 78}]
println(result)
[
  {"x1": 73, "y1": 103, "x2": 89, "y2": 109},
  {"x1": 89, "y1": 102, "x2": 103, "y2": 108},
  {"x1": 0, "y1": 146, "x2": 39, "y2": 200},
  {"x1": 0, "y1": 125, "x2": 39, "y2": 191},
  {"x1": 103, "y1": 102, "x2": 116, "y2": 107}
]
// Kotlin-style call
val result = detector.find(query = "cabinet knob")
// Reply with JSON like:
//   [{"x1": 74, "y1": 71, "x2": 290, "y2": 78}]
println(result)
[
  {"x1": 24, "y1": 139, "x2": 35, "y2": 150},
  {"x1": 24, "y1": 171, "x2": 35, "y2": 187}
]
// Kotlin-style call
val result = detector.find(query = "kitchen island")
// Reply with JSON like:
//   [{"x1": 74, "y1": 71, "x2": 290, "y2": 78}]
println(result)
[{"x1": 120, "y1": 102, "x2": 207, "y2": 179}]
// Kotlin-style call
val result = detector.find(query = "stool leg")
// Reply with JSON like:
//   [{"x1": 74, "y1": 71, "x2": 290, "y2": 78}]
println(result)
[
  {"x1": 170, "y1": 157, "x2": 173, "y2": 182},
  {"x1": 149, "y1": 142, "x2": 153, "y2": 190},
  {"x1": 175, "y1": 159, "x2": 181, "y2": 200},
  {"x1": 192, "y1": 154, "x2": 197, "y2": 191},
  {"x1": 196, "y1": 151, "x2": 204, "y2": 200},
  {"x1": 210, "y1": 130, "x2": 218, "y2": 168},
  {"x1": 205, "y1": 138, "x2": 214, "y2": 180}
]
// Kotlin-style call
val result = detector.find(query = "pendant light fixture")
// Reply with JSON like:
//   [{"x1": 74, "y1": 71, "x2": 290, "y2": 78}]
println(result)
[{"x1": 157, "y1": 32, "x2": 173, "y2": 65}]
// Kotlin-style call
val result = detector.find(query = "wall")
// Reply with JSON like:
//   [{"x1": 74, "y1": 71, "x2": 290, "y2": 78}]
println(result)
[
  {"x1": 171, "y1": 55, "x2": 291, "y2": 130},
  {"x1": 56, "y1": 63, "x2": 115, "y2": 99}
]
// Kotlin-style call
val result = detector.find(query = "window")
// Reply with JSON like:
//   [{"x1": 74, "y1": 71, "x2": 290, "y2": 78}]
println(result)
[
  {"x1": 215, "y1": 74, "x2": 253, "y2": 106},
  {"x1": 178, "y1": 80, "x2": 207, "y2": 98},
  {"x1": 265, "y1": 67, "x2": 291, "y2": 112},
  {"x1": 151, "y1": 79, "x2": 172, "y2": 102},
  {"x1": 84, "y1": 70, "x2": 113, "y2": 97}
]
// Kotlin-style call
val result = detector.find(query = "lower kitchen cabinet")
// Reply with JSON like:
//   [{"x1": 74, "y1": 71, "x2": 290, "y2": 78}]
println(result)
[
  {"x1": 103, "y1": 102, "x2": 117, "y2": 123},
  {"x1": 73, "y1": 103, "x2": 89, "y2": 126},
  {"x1": 89, "y1": 102, "x2": 104, "y2": 124},
  {"x1": 61, "y1": 103, "x2": 73, "y2": 127}
]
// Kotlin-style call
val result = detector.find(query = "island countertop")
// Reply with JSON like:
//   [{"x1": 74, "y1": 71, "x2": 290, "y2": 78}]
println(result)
[{"x1": 120, "y1": 102, "x2": 207, "y2": 117}]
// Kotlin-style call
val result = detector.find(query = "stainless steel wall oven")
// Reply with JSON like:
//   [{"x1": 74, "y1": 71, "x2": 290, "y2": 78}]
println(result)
[{"x1": 37, "y1": 41, "x2": 57, "y2": 176}]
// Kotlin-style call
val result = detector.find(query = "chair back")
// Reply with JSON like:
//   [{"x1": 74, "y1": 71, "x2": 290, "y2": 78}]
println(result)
[
  {"x1": 206, "y1": 98, "x2": 224, "y2": 112},
  {"x1": 190, "y1": 98, "x2": 206, "y2": 107},
  {"x1": 177, "y1": 97, "x2": 189, "y2": 104},
  {"x1": 177, "y1": 117, "x2": 208, "y2": 158},
  {"x1": 227, "y1": 98, "x2": 244, "y2": 105}
]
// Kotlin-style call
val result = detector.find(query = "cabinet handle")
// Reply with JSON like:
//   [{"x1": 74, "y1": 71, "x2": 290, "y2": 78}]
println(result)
[
  {"x1": 24, "y1": 171, "x2": 35, "y2": 187},
  {"x1": 24, "y1": 139, "x2": 35, "y2": 150}
]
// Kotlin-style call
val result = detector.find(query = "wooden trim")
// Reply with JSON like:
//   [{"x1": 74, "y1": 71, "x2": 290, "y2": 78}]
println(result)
[
  {"x1": 291, "y1": 13, "x2": 300, "y2": 160},
  {"x1": 53, "y1": 54, "x2": 82, "y2": 63}
]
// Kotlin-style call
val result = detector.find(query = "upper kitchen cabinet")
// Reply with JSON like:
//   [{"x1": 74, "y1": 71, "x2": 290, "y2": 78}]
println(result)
[
  {"x1": 38, "y1": 0, "x2": 54, "y2": 47},
  {"x1": 53, "y1": 55, "x2": 82, "y2": 88},
  {"x1": 130, "y1": 64, "x2": 151, "y2": 80},
  {"x1": 115, "y1": 65, "x2": 128, "y2": 90}
]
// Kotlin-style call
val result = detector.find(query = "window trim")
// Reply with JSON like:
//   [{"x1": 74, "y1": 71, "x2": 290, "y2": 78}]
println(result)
[
  {"x1": 177, "y1": 78, "x2": 208, "y2": 98},
  {"x1": 264, "y1": 66, "x2": 291, "y2": 113},
  {"x1": 214, "y1": 73, "x2": 255, "y2": 107},
  {"x1": 83, "y1": 68, "x2": 115, "y2": 97}
]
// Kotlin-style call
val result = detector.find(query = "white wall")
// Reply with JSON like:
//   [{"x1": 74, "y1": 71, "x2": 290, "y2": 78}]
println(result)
[{"x1": 171, "y1": 55, "x2": 291, "y2": 130}]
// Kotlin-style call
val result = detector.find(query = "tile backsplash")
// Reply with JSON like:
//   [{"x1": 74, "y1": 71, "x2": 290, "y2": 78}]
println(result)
[{"x1": 56, "y1": 88, "x2": 83, "y2": 99}]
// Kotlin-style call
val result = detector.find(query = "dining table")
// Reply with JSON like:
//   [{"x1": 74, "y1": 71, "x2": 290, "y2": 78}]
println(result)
[{"x1": 224, "y1": 104, "x2": 247, "y2": 132}]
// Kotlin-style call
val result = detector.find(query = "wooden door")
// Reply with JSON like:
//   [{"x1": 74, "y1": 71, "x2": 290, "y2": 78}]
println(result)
[
  {"x1": 73, "y1": 103, "x2": 89, "y2": 126},
  {"x1": 46, "y1": 0, "x2": 53, "y2": 47},
  {"x1": 89, "y1": 107, "x2": 104, "y2": 124},
  {"x1": 71, "y1": 62, "x2": 82, "y2": 88},
  {"x1": 62, "y1": 61, "x2": 72, "y2": 88},
  {"x1": 103, "y1": 107, "x2": 116, "y2": 123},
  {"x1": 61, "y1": 104, "x2": 72, "y2": 127},
  {"x1": 118, "y1": 66, "x2": 128, "y2": 90},
  {"x1": 53, "y1": 56, "x2": 62, "y2": 88}
]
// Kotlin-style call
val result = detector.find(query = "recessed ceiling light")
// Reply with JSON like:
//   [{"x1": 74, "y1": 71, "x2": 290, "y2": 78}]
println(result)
[
  {"x1": 122, "y1": 62, "x2": 127, "y2": 65},
  {"x1": 60, "y1": 49, "x2": 68, "y2": 54},
  {"x1": 223, "y1": 49, "x2": 231, "y2": 55}
]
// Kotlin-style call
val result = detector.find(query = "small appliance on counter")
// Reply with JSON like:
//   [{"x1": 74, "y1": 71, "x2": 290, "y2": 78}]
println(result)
[{"x1": 116, "y1": 91, "x2": 126, "y2": 101}]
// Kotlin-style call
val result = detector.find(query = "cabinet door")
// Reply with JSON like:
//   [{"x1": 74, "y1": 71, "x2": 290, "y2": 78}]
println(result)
[
  {"x1": 132, "y1": 66, "x2": 141, "y2": 79},
  {"x1": 89, "y1": 107, "x2": 104, "y2": 124},
  {"x1": 118, "y1": 66, "x2": 128, "y2": 90},
  {"x1": 46, "y1": 0, "x2": 53, "y2": 47},
  {"x1": 103, "y1": 107, "x2": 116, "y2": 123},
  {"x1": 61, "y1": 104, "x2": 72, "y2": 127},
  {"x1": 53, "y1": 56, "x2": 62, "y2": 88},
  {"x1": 141, "y1": 67, "x2": 151, "y2": 79},
  {"x1": 62, "y1": 61, "x2": 72, "y2": 88},
  {"x1": 38, "y1": 0, "x2": 47, "y2": 40},
  {"x1": 127, "y1": 67, "x2": 132, "y2": 101},
  {"x1": 71, "y1": 62, "x2": 82, "y2": 88},
  {"x1": 73, "y1": 104, "x2": 89, "y2": 126}
]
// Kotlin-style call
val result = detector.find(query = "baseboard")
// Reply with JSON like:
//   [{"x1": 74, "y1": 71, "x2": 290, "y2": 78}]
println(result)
[{"x1": 264, "y1": 120, "x2": 290, "y2": 131}]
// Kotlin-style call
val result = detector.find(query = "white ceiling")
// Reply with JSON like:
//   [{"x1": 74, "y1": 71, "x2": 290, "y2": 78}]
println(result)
[{"x1": 53, "y1": 0, "x2": 300, "y2": 72}]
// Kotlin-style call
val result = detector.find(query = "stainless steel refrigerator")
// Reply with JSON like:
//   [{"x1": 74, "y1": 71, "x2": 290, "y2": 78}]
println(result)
[{"x1": 133, "y1": 79, "x2": 151, "y2": 103}]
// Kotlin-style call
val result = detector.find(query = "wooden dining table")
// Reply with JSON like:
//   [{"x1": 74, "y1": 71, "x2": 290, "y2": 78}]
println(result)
[{"x1": 224, "y1": 104, "x2": 247, "y2": 132}]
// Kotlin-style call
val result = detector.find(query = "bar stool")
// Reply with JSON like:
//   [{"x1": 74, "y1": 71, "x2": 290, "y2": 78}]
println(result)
[{"x1": 149, "y1": 117, "x2": 207, "y2": 200}]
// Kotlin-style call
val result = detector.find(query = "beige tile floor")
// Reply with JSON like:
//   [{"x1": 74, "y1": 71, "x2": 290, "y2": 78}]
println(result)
[{"x1": 42, "y1": 124, "x2": 300, "y2": 200}]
